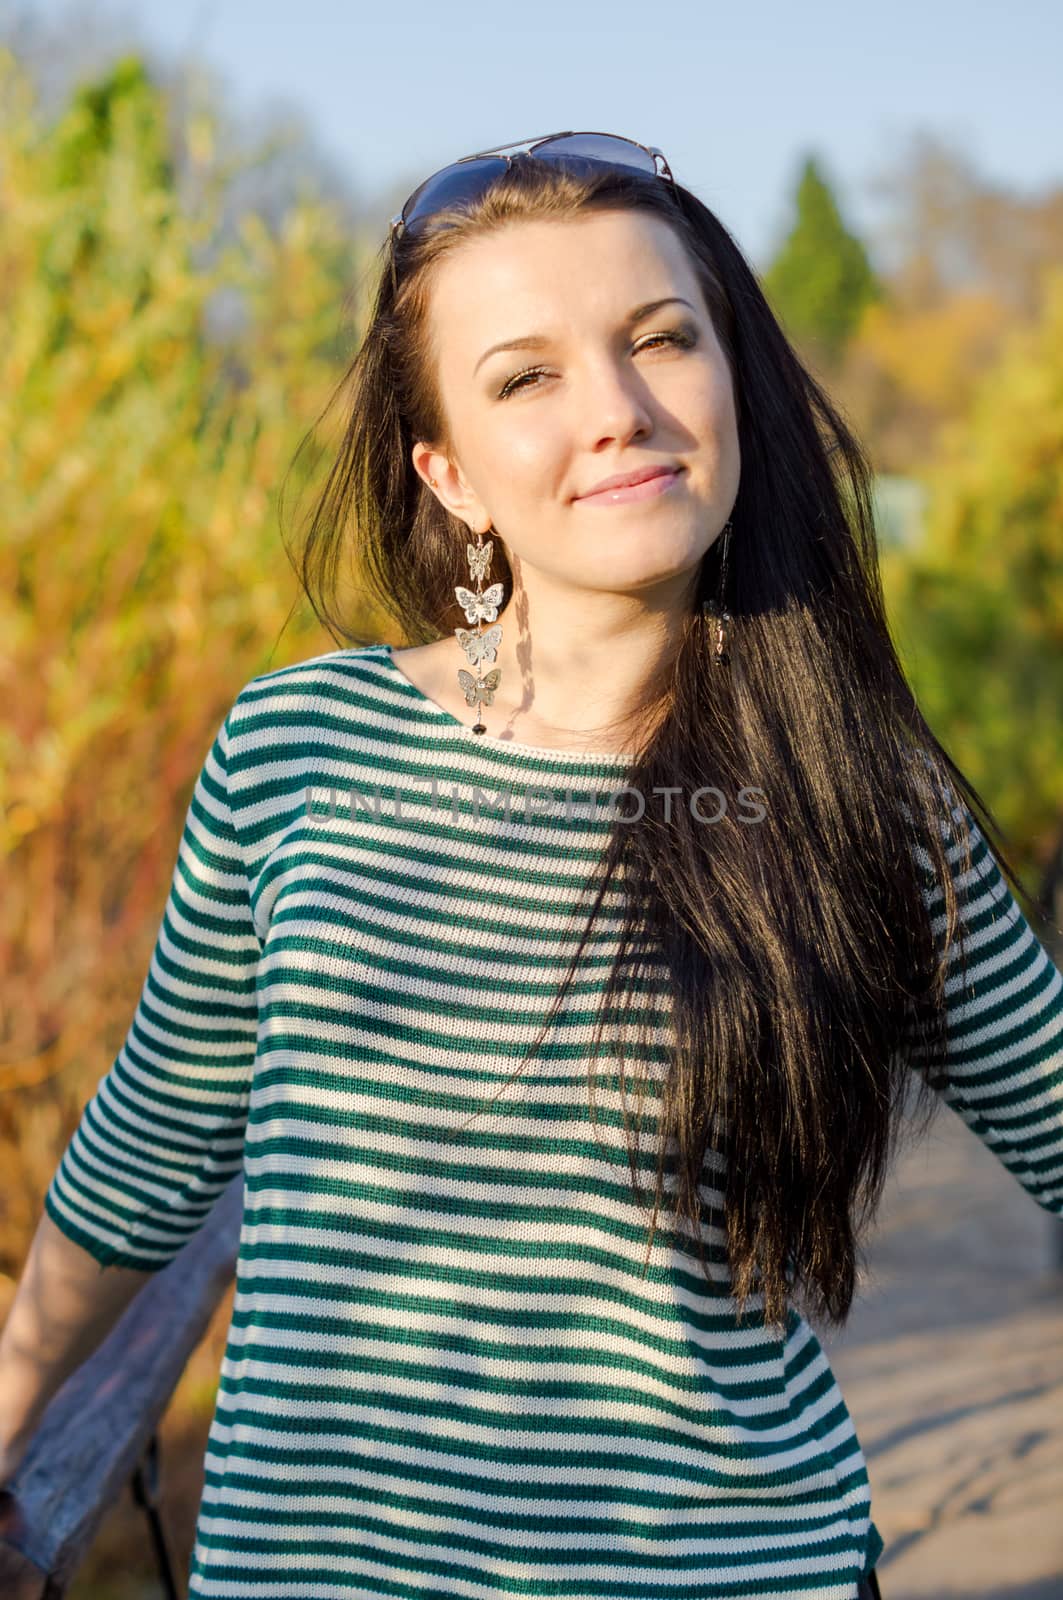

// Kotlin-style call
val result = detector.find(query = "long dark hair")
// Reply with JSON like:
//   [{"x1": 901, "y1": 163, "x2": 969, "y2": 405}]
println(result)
[{"x1": 280, "y1": 156, "x2": 1040, "y2": 1332}]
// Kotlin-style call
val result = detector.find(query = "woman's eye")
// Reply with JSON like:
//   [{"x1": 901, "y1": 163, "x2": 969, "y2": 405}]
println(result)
[{"x1": 496, "y1": 328, "x2": 697, "y2": 400}]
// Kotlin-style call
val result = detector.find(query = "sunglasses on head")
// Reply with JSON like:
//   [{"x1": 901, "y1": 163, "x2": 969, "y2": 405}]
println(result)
[{"x1": 388, "y1": 130, "x2": 679, "y2": 292}]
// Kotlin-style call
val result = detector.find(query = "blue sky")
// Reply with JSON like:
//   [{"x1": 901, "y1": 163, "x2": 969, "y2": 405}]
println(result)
[{"x1": 22, "y1": 0, "x2": 1063, "y2": 270}]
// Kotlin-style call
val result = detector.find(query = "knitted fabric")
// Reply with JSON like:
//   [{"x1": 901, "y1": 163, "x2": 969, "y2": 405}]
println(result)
[{"x1": 45, "y1": 643, "x2": 1063, "y2": 1599}]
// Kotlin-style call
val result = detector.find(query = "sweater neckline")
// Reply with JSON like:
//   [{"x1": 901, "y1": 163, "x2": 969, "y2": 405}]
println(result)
[{"x1": 373, "y1": 644, "x2": 633, "y2": 774}]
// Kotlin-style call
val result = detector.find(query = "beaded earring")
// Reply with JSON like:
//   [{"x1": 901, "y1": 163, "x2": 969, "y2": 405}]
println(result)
[
  {"x1": 701, "y1": 518, "x2": 734, "y2": 666},
  {"x1": 430, "y1": 476, "x2": 503, "y2": 736}
]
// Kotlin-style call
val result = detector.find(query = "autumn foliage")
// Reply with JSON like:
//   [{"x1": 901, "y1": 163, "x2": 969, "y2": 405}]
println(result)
[{"x1": 1, "y1": 41, "x2": 1062, "y2": 1596}]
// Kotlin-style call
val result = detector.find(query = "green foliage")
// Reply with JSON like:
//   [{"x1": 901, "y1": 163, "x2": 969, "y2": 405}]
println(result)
[
  {"x1": 51, "y1": 53, "x2": 175, "y2": 192},
  {"x1": 0, "y1": 43, "x2": 375, "y2": 1239},
  {"x1": 4, "y1": 33, "x2": 1056, "y2": 1596},
  {"x1": 763, "y1": 154, "x2": 883, "y2": 364},
  {"x1": 883, "y1": 265, "x2": 1063, "y2": 870}
]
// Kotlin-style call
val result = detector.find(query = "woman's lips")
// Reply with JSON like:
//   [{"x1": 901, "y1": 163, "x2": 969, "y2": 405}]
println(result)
[{"x1": 577, "y1": 468, "x2": 683, "y2": 506}]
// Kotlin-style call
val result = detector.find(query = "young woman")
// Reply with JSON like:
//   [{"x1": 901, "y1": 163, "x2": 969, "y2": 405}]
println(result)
[{"x1": 5, "y1": 132, "x2": 1062, "y2": 1600}]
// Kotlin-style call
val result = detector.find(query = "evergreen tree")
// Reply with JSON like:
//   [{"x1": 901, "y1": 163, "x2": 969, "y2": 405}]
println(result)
[{"x1": 763, "y1": 154, "x2": 881, "y2": 364}]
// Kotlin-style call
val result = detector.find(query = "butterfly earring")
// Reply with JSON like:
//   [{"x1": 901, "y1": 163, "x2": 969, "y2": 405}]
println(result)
[
  {"x1": 429, "y1": 477, "x2": 504, "y2": 736},
  {"x1": 701, "y1": 518, "x2": 734, "y2": 666}
]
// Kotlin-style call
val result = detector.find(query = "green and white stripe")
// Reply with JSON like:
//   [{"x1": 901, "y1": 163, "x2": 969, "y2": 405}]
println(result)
[{"x1": 46, "y1": 643, "x2": 1063, "y2": 1598}]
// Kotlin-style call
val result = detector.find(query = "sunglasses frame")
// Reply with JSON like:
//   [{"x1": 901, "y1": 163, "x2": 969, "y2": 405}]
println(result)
[{"x1": 387, "y1": 130, "x2": 679, "y2": 292}]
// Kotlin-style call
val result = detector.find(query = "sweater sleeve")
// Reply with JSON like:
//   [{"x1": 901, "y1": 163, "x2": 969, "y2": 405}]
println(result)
[
  {"x1": 43, "y1": 705, "x2": 260, "y2": 1271},
  {"x1": 910, "y1": 788, "x2": 1063, "y2": 1217}
]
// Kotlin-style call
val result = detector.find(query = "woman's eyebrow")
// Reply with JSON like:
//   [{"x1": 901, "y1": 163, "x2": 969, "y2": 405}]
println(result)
[{"x1": 473, "y1": 297, "x2": 697, "y2": 376}]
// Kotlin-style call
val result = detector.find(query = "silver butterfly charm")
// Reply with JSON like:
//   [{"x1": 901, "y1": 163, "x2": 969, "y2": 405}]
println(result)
[
  {"x1": 456, "y1": 624, "x2": 502, "y2": 665},
  {"x1": 467, "y1": 539, "x2": 493, "y2": 583},
  {"x1": 702, "y1": 597, "x2": 733, "y2": 664},
  {"x1": 454, "y1": 582, "x2": 504, "y2": 625},
  {"x1": 458, "y1": 667, "x2": 502, "y2": 707}
]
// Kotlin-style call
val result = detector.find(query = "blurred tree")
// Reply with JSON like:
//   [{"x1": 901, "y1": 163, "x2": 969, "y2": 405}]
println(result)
[
  {"x1": 882, "y1": 264, "x2": 1063, "y2": 881},
  {"x1": 762, "y1": 153, "x2": 883, "y2": 367},
  {"x1": 0, "y1": 42, "x2": 379, "y2": 1245},
  {"x1": 841, "y1": 286, "x2": 1008, "y2": 474},
  {"x1": 835, "y1": 132, "x2": 1063, "y2": 473},
  {"x1": 866, "y1": 128, "x2": 1063, "y2": 319}
]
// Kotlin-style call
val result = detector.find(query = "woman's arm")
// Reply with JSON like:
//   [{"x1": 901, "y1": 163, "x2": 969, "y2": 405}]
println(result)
[
  {"x1": 42, "y1": 704, "x2": 260, "y2": 1272},
  {"x1": 0, "y1": 1212, "x2": 151, "y2": 1479},
  {"x1": 911, "y1": 789, "x2": 1063, "y2": 1215},
  {"x1": 2, "y1": 699, "x2": 260, "y2": 1480}
]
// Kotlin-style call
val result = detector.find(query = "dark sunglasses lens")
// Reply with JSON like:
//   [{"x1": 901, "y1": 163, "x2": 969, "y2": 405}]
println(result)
[
  {"x1": 403, "y1": 157, "x2": 509, "y2": 231},
  {"x1": 401, "y1": 137, "x2": 660, "y2": 236},
  {"x1": 534, "y1": 133, "x2": 657, "y2": 178}
]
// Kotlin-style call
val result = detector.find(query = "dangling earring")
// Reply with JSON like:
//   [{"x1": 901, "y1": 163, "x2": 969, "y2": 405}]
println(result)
[
  {"x1": 430, "y1": 477, "x2": 504, "y2": 735},
  {"x1": 701, "y1": 518, "x2": 734, "y2": 667}
]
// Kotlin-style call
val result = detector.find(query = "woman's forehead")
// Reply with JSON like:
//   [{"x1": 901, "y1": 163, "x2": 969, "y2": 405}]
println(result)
[{"x1": 428, "y1": 214, "x2": 698, "y2": 353}]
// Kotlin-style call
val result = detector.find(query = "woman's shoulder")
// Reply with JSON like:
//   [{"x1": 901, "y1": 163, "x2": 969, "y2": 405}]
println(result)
[
  {"x1": 230, "y1": 643, "x2": 392, "y2": 715},
  {"x1": 217, "y1": 644, "x2": 399, "y2": 760}
]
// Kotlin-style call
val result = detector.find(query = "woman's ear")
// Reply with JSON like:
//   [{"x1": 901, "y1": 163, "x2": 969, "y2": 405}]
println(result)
[{"x1": 411, "y1": 441, "x2": 491, "y2": 536}]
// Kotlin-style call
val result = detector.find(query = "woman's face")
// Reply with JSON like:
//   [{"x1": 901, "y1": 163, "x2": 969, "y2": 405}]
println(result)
[{"x1": 414, "y1": 208, "x2": 742, "y2": 601}]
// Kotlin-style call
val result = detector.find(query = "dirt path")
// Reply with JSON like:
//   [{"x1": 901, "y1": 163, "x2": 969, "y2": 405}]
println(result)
[{"x1": 822, "y1": 1096, "x2": 1063, "y2": 1599}]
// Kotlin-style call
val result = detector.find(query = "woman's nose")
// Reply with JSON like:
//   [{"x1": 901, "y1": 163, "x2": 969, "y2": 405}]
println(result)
[{"x1": 579, "y1": 364, "x2": 657, "y2": 441}]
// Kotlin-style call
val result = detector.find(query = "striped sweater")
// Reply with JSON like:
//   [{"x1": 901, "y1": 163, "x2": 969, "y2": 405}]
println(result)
[{"x1": 45, "y1": 642, "x2": 1063, "y2": 1599}]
